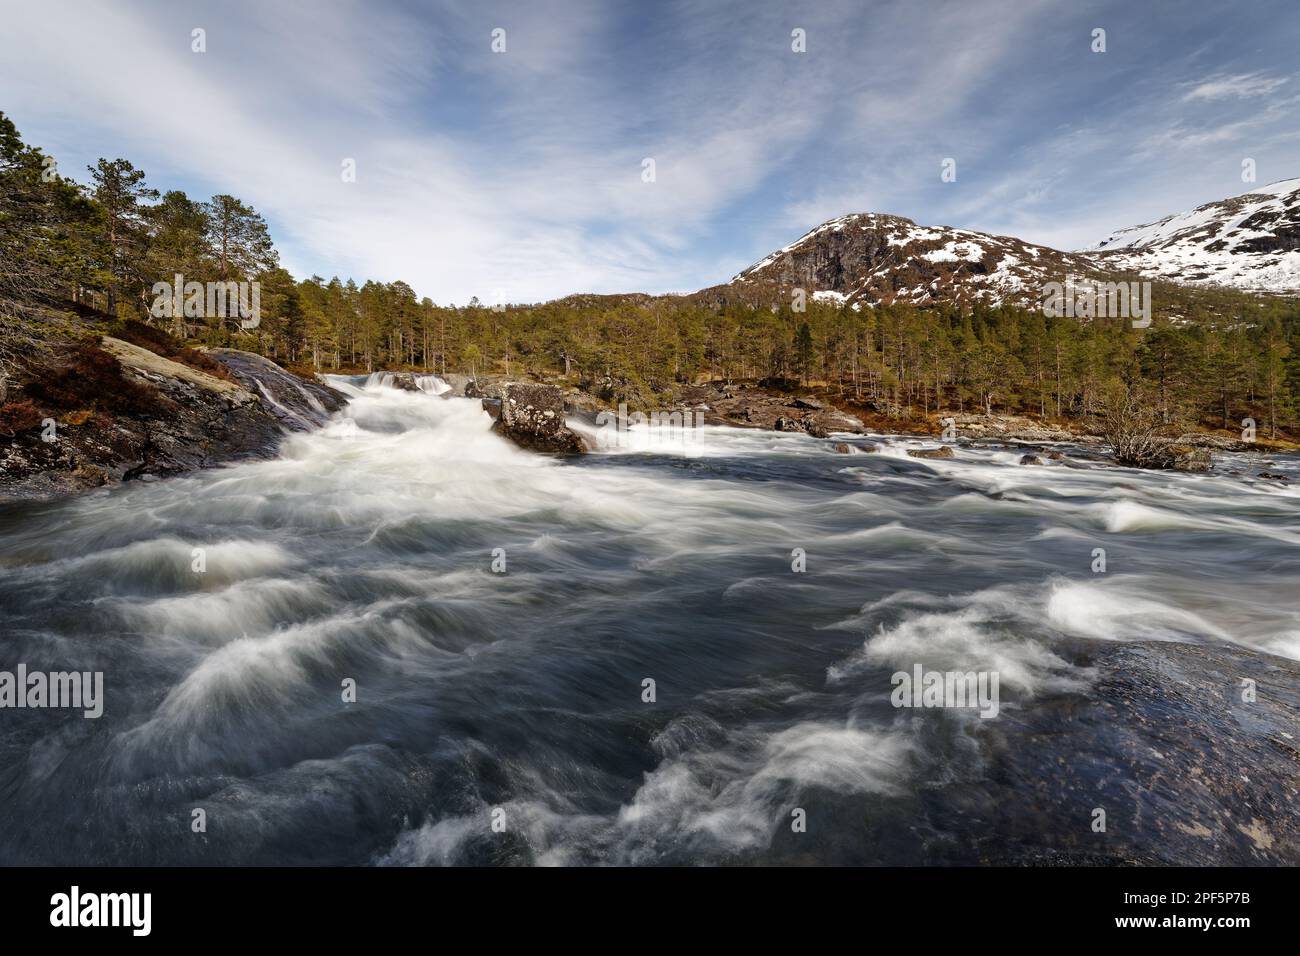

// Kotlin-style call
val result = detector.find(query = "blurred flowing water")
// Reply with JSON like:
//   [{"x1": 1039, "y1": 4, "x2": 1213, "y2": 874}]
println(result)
[{"x1": 1, "y1": 376, "x2": 1297, "y2": 864}]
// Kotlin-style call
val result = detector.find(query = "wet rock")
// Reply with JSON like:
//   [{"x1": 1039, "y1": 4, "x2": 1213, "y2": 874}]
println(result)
[
  {"x1": 206, "y1": 348, "x2": 347, "y2": 429},
  {"x1": 490, "y1": 383, "x2": 588, "y2": 455},
  {"x1": 68, "y1": 462, "x2": 107, "y2": 488},
  {"x1": 832, "y1": 442, "x2": 853, "y2": 454},
  {"x1": 1258, "y1": 471, "x2": 1289, "y2": 481},
  {"x1": 908, "y1": 446, "x2": 954, "y2": 459},
  {"x1": 773, "y1": 416, "x2": 807, "y2": 433},
  {"x1": 973, "y1": 640, "x2": 1300, "y2": 865},
  {"x1": 804, "y1": 418, "x2": 832, "y2": 438},
  {"x1": 1047, "y1": 451, "x2": 1066, "y2": 460},
  {"x1": 1019, "y1": 454, "x2": 1044, "y2": 465}
]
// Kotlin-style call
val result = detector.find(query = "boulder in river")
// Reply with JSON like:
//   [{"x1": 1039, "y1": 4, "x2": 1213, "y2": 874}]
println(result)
[
  {"x1": 488, "y1": 383, "x2": 589, "y2": 454},
  {"x1": 1164, "y1": 444, "x2": 1213, "y2": 472},
  {"x1": 908, "y1": 446, "x2": 955, "y2": 459},
  {"x1": 1019, "y1": 454, "x2": 1044, "y2": 465}
]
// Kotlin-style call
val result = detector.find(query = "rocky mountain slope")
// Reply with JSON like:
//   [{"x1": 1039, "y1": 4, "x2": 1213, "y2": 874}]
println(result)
[
  {"x1": 710, "y1": 213, "x2": 1113, "y2": 310},
  {"x1": 1087, "y1": 177, "x2": 1300, "y2": 293},
  {"x1": 708, "y1": 179, "x2": 1300, "y2": 309}
]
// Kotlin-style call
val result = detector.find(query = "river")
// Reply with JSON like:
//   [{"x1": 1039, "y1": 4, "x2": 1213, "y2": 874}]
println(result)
[{"x1": 1, "y1": 374, "x2": 1297, "y2": 864}]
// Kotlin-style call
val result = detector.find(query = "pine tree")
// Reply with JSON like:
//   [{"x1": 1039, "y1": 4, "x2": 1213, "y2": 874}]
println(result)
[
  {"x1": 203, "y1": 194, "x2": 277, "y2": 287},
  {"x1": 145, "y1": 190, "x2": 210, "y2": 336},
  {"x1": 88, "y1": 157, "x2": 157, "y2": 315},
  {"x1": 794, "y1": 321, "x2": 814, "y2": 385}
]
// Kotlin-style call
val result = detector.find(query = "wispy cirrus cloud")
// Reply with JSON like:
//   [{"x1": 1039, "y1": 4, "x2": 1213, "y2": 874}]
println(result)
[
  {"x1": 1, "y1": 0, "x2": 1297, "y2": 298},
  {"x1": 1183, "y1": 72, "x2": 1289, "y2": 101}
]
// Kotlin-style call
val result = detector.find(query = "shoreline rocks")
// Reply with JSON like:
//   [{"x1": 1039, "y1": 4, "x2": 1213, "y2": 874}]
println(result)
[
  {"x1": 205, "y1": 348, "x2": 347, "y2": 429},
  {"x1": 0, "y1": 342, "x2": 345, "y2": 501},
  {"x1": 670, "y1": 383, "x2": 866, "y2": 436}
]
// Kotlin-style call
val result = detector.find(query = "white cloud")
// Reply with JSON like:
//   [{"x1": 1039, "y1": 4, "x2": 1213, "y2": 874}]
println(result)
[
  {"x1": 2, "y1": 0, "x2": 1298, "y2": 298},
  {"x1": 0, "y1": 0, "x2": 829, "y2": 302},
  {"x1": 1183, "y1": 72, "x2": 1289, "y2": 101}
]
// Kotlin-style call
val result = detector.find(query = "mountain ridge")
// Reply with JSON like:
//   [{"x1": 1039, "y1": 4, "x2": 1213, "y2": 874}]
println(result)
[{"x1": 705, "y1": 178, "x2": 1300, "y2": 309}]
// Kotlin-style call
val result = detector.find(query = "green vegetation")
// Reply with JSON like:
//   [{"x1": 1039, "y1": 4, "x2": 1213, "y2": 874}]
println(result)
[{"x1": 3, "y1": 110, "x2": 1299, "y2": 440}]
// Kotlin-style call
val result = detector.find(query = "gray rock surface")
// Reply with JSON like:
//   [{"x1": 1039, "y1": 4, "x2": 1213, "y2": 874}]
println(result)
[
  {"x1": 0, "y1": 343, "x2": 344, "y2": 500},
  {"x1": 968, "y1": 640, "x2": 1300, "y2": 865},
  {"x1": 487, "y1": 382, "x2": 589, "y2": 455}
]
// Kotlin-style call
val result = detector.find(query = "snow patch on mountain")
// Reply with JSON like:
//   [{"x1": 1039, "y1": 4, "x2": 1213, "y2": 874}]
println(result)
[
  {"x1": 1086, "y1": 178, "x2": 1300, "y2": 293},
  {"x1": 726, "y1": 213, "x2": 1101, "y2": 308}
]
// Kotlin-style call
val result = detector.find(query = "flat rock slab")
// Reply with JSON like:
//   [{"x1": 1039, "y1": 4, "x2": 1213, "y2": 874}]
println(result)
[{"x1": 102, "y1": 336, "x2": 251, "y2": 401}]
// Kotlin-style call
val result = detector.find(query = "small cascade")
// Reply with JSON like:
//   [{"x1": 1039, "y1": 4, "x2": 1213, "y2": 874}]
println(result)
[
  {"x1": 360, "y1": 371, "x2": 452, "y2": 394},
  {"x1": 414, "y1": 374, "x2": 452, "y2": 395},
  {"x1": 209, "y1": 348, "x2": 347, "y2": 430}
]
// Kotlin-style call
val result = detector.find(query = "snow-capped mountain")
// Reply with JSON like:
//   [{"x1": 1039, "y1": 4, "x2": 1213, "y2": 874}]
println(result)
[
  {"x1": 708, "y1": 179, "x2": 1300, "y2": 309},
  {"x1": 1087, "y1": 178, "x2": 1300, "y2": 293},
  {"x1": 715, "y1": 212, "x2": 1108, "y2": 309}
]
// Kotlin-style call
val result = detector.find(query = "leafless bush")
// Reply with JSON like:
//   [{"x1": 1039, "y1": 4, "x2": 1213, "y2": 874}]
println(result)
[{"x1": 1100, "y1": 386, "x2": 1175, "y2": 467}]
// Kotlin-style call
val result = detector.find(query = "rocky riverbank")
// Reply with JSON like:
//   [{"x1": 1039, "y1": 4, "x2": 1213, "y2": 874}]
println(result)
[
  {"x1": 6, "y1": 340, "x2": 1292, "y2": 499},
  {"x1": 0, "y1": 338, "x2": 344, "y2": 500}
]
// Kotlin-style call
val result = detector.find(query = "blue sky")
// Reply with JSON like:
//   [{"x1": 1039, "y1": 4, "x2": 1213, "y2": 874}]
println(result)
[{"x1": 2, "y1": 0, "x2": 1297, "y2": 303}]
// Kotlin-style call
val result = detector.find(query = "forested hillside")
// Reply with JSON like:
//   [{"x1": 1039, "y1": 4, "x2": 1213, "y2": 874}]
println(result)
[{"x1": 3, "y1": 110, "x2": 1299, "y2": 439}]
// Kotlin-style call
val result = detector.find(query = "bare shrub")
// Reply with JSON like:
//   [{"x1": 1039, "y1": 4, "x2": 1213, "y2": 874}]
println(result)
[{"x1": 1101, "y1": 386, "x2": 1174, "y2": 468}]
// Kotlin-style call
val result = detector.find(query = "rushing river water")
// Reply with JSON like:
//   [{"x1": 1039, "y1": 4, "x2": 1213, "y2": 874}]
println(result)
[{"x1": 1, "y1": 375, "x2": 1298, "y2": 865}]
